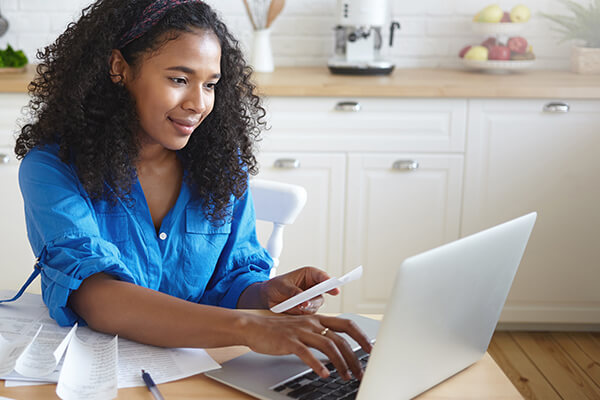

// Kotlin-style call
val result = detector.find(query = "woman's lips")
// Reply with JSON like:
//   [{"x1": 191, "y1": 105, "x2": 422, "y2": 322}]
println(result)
[{"x1": 169, "y1": 117, "x2": 198, "y2": 136}]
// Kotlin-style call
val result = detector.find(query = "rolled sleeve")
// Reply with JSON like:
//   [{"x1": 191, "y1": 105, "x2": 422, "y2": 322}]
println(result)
[
  {"x1": 39, "y1": 234, "x2": 136, "y2": 326},
  {"x1": 18, "y1": 145, "x2": 136, "y2": 326},
  {"x1": 218, "y1": 253, "x2": 272, "y2": 309}
]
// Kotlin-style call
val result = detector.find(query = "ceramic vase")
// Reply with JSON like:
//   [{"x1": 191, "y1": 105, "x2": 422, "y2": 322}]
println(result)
[{"x1": 251, "y1": 28, "x2": 274, "y2": 73}]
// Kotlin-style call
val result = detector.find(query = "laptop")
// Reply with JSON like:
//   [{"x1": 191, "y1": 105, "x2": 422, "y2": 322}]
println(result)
[{"x1": 206, "y1": 212, "x2": 537, "y2": 399}]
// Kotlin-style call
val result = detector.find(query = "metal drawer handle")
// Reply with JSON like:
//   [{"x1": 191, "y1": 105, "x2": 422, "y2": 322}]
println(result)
[
  {"x1": 1, "y1": 153, "x2": 9, "y2": 165},
  {"x1": 334, "y1": 101, "x2": 361, "y2": 112},
  {"x1": 274, "y1": 158, "x2": 300, "y2": 169},
  {"x1": 543, "y1": 102, "x2": 570, "y2": 113},
  {"x1": 392, "y1": 160, "x2": 419, "y2": 171}
]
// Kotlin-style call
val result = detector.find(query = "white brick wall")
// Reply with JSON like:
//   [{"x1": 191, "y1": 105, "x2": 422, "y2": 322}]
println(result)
[{"x1": 0, "y1": 0, "x2": 582, "y2": 70}]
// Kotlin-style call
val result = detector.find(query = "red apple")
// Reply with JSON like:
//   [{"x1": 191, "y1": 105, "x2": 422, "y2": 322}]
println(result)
[
  {"x1": 459, "y1": 45, "x2": 472, "y2": 58},
  {"x1": 481, "y1": 37, "x2": 497, "y2": 50},
  {"x1": 501, "y1": 11, "x2": 511, "y2": 22},
  {"x1": 489, "y1": 45, "x2": 511, "y2": 60},
  {"x1": 507, "y1": 37, "x2": 528, "y2": 54}
]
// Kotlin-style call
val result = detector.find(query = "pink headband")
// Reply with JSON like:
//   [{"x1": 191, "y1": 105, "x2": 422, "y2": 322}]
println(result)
[{"x1": 118, "y1": 0, "x2": 202, "y2": 49}]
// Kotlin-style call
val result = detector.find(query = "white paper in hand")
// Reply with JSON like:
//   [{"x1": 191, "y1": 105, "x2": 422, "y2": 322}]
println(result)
[{"x1": 270, "y1": 265, "x2": 363, "y2": 313}]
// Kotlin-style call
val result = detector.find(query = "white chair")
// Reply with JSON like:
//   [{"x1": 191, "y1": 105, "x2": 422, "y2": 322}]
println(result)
[{"x1": 250, "y1": 179, "x2": 307, "y2": 278}]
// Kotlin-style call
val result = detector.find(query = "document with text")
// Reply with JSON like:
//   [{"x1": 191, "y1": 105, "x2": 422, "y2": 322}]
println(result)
[{"x1": 0, "y1": 290, "x2": 221, "y2": 399}]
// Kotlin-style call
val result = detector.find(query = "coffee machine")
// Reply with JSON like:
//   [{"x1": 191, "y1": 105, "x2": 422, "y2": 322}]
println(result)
[{"x1": 328, "y1": 0, "x2": 400, "y2": 75}]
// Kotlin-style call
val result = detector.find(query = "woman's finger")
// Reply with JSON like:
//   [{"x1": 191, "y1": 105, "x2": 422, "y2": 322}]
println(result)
[
  {"x1": 303, "y1": 267, "x2": 331, "y2": 286},
  {"x1": 325, "y1": 329, "x2": 364, "y2": 380},
  {"x1": 298, "y1": 295, "x2": 324, "y2": 314},
  {"x1": 319, "y1": 316, "x2": 373, "y2": 354},
  {"x1": 290, "y1": 340, "x2": 330, "y2": 378},
  {"x1": 302, "y1": 267, "x2": 340, "y2": 296},
  {"x1": 302, "y1": 329, "x2": 351, "y2": 380}
]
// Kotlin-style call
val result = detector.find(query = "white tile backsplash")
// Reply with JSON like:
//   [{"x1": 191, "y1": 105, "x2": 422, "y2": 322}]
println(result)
[{"x1": 0, "y1": 0, "x2": 580, "y2": 70}]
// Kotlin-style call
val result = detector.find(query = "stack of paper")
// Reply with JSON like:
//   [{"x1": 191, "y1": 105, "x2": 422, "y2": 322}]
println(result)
[{"x1": 0, "y1": 290, "x2": 221, "y2": 399}]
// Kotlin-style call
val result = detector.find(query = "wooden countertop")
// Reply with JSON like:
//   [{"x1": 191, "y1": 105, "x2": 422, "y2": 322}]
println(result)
[
  {"x1": 0, "y1": 64, "x2": 36, "y2": 93},
  {"x1": 1, "y1": 64, "x2": 599, "y2": 99},
  {"x1": 253, "y1": 67, "x2": 600, "y2": 98}
]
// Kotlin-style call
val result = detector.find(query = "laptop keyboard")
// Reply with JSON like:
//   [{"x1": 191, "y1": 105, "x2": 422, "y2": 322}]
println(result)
[{"x1": 272, "y1": 348, "x2": 370, "y2": 400}]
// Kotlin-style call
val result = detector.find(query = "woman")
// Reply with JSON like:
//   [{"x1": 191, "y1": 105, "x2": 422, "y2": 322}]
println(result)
[{"x1": 13, "y1": 0, "x2": 371, "y2": 380}]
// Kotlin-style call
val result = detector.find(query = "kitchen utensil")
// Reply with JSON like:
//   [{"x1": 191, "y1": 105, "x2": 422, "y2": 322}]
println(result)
[
  {"x1": 266, "y1": 0, "x2": 284, "y2": 28},
  {"x1": 0, "y1": 7, "x2": 9, "y2": 37},
  {"x1": 243, "y1": 0, "x2": 276, "y2": 29},
  {"x1": 242, "y1": 0, "x2": 257, "y2": 30}
]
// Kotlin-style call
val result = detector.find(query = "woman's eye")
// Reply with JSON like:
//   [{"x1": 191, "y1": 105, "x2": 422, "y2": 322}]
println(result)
[
  {"x1": 205, "y1": 82, "x2": 218, "y2": 90},
  {"x1": 170, "y1": 77, "x2": 187, "y2": 85}
]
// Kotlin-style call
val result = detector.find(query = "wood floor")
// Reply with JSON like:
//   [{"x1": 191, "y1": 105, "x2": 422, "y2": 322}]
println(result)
[{"x1": 488, "y1": 331, "x2": 600, "y2": 400}]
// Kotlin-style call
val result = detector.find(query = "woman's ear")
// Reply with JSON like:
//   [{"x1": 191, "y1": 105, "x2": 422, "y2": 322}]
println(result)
[{"x1": 109, "y1": 49, "x2": 129, "y2": 85}]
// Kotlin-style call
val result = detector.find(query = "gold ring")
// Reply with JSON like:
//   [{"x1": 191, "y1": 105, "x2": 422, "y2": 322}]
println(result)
[{"x1": 320, "y1": 327, "x2": 329, "y2": 336}]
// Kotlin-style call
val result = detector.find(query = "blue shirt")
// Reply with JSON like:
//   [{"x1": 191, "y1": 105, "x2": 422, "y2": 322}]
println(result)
[{"x1": 18, "y1": 144, "x2": 272, "y2": 326}]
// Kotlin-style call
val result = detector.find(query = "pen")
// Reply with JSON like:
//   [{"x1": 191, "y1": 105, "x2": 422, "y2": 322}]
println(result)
[{"x1": 142, "y1": 369, "x2": 166, "y2": 400}]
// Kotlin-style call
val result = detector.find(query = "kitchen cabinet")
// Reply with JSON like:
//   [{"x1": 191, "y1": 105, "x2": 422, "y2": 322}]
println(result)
[
  {"x1": 343, "y1": 154, "x2": 463, "y2": 314},
  {"x1": 254, "y1": 152, "x2": 346, "y2": 313},
  {"x1": 256, "y1": 97, "x2": 467, "y2": 313},
  {"x1": 2, "y1": 84, "x2": 599, "y2": 323},
  {"x1": 0, "y1": 94, "x2": 38, "y2": 293},
  {"x1": 462, "y1": 99, "x2": 600, "y2": 324}
]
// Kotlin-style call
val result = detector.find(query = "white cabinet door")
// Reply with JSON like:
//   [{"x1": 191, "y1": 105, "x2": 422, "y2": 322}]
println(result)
[
  {"x1": 0, "y1": 147, "x2": 38, "y2": 292},
  {"x1": 463, "y1": 99, "x2": 600, "y2": 323},
  {"x1": 343, "y1": 153, "x2": 464, "y2": 314},
  {"x1": 255, "y1": 152, "x2": 346, "y2": 313}
]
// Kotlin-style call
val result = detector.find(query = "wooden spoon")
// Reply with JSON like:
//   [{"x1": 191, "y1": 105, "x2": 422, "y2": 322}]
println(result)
[
  {"x1": 242, "y1": 0, "x2": 257, "y2": 30},
  {"x1": 266, "y1": 0, "x2": 285, "y2": 28}
]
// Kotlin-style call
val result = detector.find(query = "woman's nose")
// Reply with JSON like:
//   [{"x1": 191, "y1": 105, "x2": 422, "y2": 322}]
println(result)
[{"x1": 182, "y1": 86, "x2": 208, "y2": 114}]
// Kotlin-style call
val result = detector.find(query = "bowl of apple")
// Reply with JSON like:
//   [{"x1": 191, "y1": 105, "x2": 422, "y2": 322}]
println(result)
[{"x1": 459, "y1": 36, "x2": 535, "y2": 72}]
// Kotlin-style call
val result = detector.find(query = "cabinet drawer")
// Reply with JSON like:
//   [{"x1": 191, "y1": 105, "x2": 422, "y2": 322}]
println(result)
[
  {"x1": 261, "y1": 97, "x2": 466, "y2": 153},
  {"x1": 0, "y1": 94, "x2": 30, "y2": 146}
]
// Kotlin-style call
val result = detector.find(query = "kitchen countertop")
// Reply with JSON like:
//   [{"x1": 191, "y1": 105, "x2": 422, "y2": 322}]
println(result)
[{"x1": 1, "y1": 64, "x2": 599, "y2": 99}]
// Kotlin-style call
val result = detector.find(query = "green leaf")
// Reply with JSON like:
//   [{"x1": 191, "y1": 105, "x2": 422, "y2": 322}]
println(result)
[
  {"x1": 0, "y1": 44, "x2": 28, "y2": 68},
  {"x1": 540, "y1": 0, "x2": 600, "y2": 47}
]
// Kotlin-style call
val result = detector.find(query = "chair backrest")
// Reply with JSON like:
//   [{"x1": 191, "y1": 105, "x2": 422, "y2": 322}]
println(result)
[{"x1": 250, "y1": 179, "x2": 307, "y2": 278}]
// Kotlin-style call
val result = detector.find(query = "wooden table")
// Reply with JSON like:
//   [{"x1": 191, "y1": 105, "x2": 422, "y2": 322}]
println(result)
[
  {"x1": 0, "y1": 313, "x2": 523, "y2": 399},
  {"x1": 0, "y1": 350, "x2": 522, "y2": 399}
]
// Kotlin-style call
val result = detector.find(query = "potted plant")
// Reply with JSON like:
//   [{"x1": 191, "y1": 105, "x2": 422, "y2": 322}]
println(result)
[{"x1": 541, "y1": 0, "x2": 600, "y2": 74}]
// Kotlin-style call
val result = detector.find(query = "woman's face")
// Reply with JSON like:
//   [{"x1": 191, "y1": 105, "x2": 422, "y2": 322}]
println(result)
[{"x1": 122, "y1": 30, "x2": 222, "y2": 152}]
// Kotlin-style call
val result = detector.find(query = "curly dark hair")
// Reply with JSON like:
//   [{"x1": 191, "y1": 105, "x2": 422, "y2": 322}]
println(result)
[{"x1": 14, "y1": 0, "x2": 265, "y2": 223}]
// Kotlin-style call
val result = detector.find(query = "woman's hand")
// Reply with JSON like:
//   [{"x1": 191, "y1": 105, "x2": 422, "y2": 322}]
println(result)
[
  {"x1": 263, "y1": 267, "x2": 340, "y2": 314},
  {"x1": 242, "y1": 313, "x2": 373, "y2": 380}
]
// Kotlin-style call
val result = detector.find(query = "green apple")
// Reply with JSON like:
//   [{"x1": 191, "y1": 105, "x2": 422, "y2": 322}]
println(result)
[
  {"x1": 464, "y1": 45, "x2": 489, "y2": 61},
  {"x1": 478, "y1": 4, "x2": 504, "y2": 23},
  {"x1": 510, "y1": 4, "x2": 531, "y2": 22}
]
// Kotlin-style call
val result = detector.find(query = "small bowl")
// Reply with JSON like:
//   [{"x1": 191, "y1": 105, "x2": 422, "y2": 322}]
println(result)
[{"x1": 462, "y1": 58, "x2": 535, "y2": 73}]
